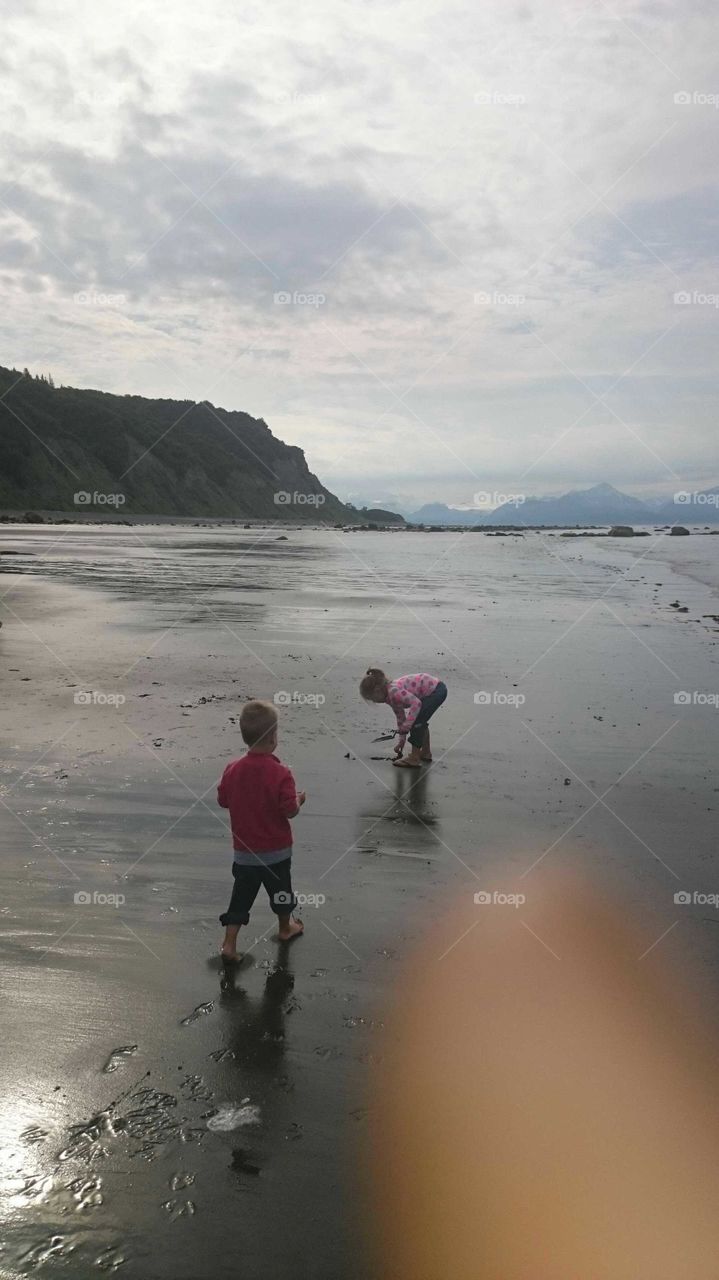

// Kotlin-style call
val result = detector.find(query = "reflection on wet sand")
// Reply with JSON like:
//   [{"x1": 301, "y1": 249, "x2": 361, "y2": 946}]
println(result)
[
  {"x1": 353, "y1": 766, "x2": 440, "y2": 866},
  {"x1": 215, "y1": 953, "x2": 300, "y2": 1182},
  {"x1": 219, "y1": 952, "x2": 297, "y2": 1069}
]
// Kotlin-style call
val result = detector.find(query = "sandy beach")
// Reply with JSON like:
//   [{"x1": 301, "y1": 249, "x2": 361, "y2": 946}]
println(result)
[{"x1": 1, "y1": 523, "x2": 718, "y2": 1278}]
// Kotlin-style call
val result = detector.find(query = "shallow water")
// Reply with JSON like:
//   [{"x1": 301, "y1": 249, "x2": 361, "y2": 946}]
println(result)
[{"x1": 1, "y1": 524, "x2": 718, "y2": 1277}]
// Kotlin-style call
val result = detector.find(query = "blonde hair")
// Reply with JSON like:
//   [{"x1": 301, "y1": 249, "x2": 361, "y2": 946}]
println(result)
[
  {"x1": 360, "y1": 667, "x2": 388, "y2": 700},
  {"x1": 239, "y1": 699, "x2": 278, "y2": 747}
]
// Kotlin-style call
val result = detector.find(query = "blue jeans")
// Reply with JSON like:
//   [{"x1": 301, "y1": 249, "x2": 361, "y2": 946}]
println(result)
[{"x1": 408, "y1": 681, "x2": 447, "y2": 747}]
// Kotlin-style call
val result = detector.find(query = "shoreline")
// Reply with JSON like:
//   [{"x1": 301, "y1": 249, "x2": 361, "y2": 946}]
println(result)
[
  {"x1": 3, "y1": 515, "x2": 719, "y2": 590},
  {"x1": 3, "y1": 512, "x2": 719, "y2": 534}
]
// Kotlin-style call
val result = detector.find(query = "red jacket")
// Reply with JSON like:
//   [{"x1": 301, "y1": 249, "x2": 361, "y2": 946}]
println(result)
[{"x1": 217, "y1": 752, "x2": 299, "y2": 853}]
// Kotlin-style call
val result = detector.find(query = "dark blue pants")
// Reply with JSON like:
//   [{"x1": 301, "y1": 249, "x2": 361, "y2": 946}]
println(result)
[
  {"x1": 220, "y1": 858, "x2": 296, "y2": 927},
  {"x1": 408, "y1": 680, "x2": 447, "y2": 747}
]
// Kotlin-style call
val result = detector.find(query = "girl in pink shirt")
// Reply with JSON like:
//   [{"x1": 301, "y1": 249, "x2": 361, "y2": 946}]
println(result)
[{"x1": 360, "y1": 668, "x2": 448, "y2": 768}]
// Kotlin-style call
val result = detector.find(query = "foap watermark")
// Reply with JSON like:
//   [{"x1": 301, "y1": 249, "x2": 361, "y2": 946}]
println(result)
[
  {"x1": 674, "y1": 491, "x2": 719, "y2": 507},
  {"x1": 273, "y1": 91, "x2": 326, "y2": 107},
  {"x1": 474, "y1": 890, "x2": 526, "y2": 907},
  {"x1": 273, "y1": 290, "x2": 326, "y2": 307},
  {"x1": 474, "y1": 90, "x2": 526, "y2": 106},
  {"x1": 76, "y1": 86, "x2": 126, "y2": 110},
  {"x1": 274, "y1": 490, "x2": 325, "y2": 507},
  {"x1": 674, "y1": 890, "x2": 719, "y2": 908},
  {"x1": 674, "y1": 690, "x2": 719, "y2": 708},
  {"x1": 73, "y1": 290, "x2": 126, "y2": 307},
  {"x1": 273, "y1": 890, "x2": 325, "y2": 908},
  {"x1": 74, "y1": 690, "x2": 126, "y2": 708},
  {"x1": 674, "y1": 290, "x2": 719, "y2": 308},
  {"x1": 674, "y1": 90, "x2": 719, "y2": 109},
  {"x1": 474, "y1": 290, "x2": 526, "y2": 307},
  {"x1": 274, "y1": 690, "x2": 326, "y2": 708},
  {"x1": 74, "y1": 490, "x2": 126, "y2": 507},
  {"x1": 74, "y1": 890, "x2": 126, "y2": 908},
  {"x1": 474, "y1": 490, "x2": 525, "y2": 508},
  {"x1": 474, "y1": 690, "x2": 526, "y2": 707}
]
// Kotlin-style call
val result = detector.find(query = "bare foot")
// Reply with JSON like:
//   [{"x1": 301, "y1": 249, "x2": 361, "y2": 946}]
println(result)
[
  {"x1": 420, "y1": 754, "x2": 433, "y2": 763},
  {"x1": 393, "y1": 757, "x2": 422, "y2": 768},
  {"x1": 278, "y1": 917, "x2": 304, "y2": 942},
  {"x1": 220, "y1": 949, "x2": 240, "y2": 962}
]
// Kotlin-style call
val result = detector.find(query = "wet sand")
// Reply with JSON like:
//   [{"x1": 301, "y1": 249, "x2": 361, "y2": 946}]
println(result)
[{"x1": 1, "y1": 525, "x2": 718, "y2": 1278}]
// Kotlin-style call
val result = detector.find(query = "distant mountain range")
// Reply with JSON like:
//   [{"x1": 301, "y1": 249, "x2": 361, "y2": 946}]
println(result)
[{"x1": 407, "y1": 482, "x2": 719, "y2": 526}]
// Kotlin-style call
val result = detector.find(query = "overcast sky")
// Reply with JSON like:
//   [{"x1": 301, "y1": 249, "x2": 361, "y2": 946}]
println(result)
[{"x1": 1, "y1": 0, "x2": 717, "y2": 510}]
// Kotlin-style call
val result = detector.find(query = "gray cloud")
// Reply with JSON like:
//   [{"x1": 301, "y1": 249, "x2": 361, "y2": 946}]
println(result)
[
  {"x1": 0, "y1": 0, "x2": 717, "y2": 504},
  {"x1": 2, "y1": 128, "x2": 444, "y2": 301}
]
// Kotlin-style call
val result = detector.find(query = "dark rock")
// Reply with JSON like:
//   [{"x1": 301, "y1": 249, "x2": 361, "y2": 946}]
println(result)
[
  {"x1": 670, "y1": 526, "x2": 690, "y2": 536},
  {"x1": 608, "y1": 525, "x2": 634, "y2": 537}
]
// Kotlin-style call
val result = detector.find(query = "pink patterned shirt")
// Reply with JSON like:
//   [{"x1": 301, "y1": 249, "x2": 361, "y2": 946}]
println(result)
[{"x1": 386, "y1": 673, "x2": 440, "y2": 736}]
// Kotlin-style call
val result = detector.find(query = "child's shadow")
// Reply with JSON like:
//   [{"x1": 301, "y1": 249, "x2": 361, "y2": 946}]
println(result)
[
  {"x1": 217, "y1": 951, "x2": 296, "y2": 1072},
  {"x1": 210, "y1": 955, "x2": 298, "y2": 1180}
]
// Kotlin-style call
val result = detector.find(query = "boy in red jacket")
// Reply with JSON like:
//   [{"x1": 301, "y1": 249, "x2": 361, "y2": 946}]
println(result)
[{"x1": 218, "y1": 699, "x2": 305, "y2": 960}]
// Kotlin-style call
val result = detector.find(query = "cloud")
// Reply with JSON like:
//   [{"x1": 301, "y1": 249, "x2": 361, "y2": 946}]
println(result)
[{"x1": 0, "y1": 0, "x2": 717, "y2": 502}]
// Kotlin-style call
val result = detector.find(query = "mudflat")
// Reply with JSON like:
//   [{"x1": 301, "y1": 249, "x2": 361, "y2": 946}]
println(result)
[{"x1": 1, "y1": 524, "x2": 718, "y2": 1279}]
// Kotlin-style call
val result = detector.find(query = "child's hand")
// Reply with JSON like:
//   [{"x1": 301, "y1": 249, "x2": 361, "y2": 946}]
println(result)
[
  {"x1": 393, "y1": 743, "x2": 404, "y2": 759},
  {"x1": 297, "y1": 790, "x2": 306, "y2": 806}
]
